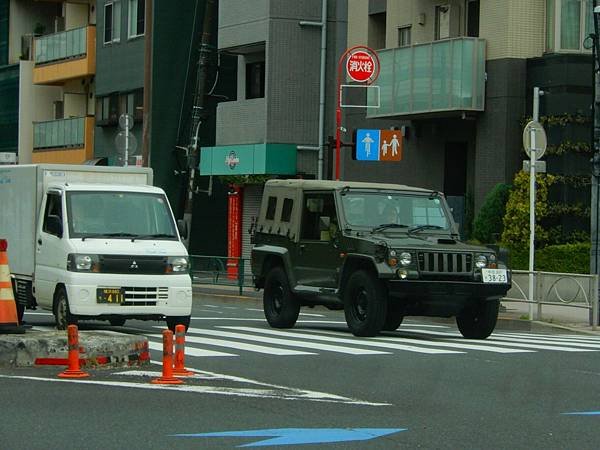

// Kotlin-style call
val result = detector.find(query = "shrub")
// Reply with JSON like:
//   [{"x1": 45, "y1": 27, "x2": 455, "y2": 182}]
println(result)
[
  {"x1": 501, "y1": 171, "x2": 556, "y2": 248},
  {"x1": 507, "y1": 242, "x2": 590, "y2": 274},
  {"x1": 472, "y1": 183, "x2": 511, "y2": 243}
]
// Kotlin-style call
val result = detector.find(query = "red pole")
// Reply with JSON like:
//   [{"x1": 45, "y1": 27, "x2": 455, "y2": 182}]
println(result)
[
  {"x1": 335, "y1": 107, "x2": 341, "y2": 181},
  {"x1": 151, "y1": 329, "x2": 183, "y2": 385},
  {"x1": 58, "y1": 325, "x2": 90, "y2": 378},
  {"x1": 173, "y1": 324, "x2": 194, "y2": 376}
]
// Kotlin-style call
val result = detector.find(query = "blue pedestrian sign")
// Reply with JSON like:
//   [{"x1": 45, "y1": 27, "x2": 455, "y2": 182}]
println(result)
[{"x1": 355, "y1": 129, "x2": 403, "y2": 161}]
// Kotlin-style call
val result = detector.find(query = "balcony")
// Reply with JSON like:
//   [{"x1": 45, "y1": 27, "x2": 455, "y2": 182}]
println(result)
[
  {"x1": 32, "y1": 117, "x2": 94, "y2": 164},
  {"x1": 366, "y1": 37, "x2": 486, "y2": 119},
  {"x1": 33, "y1": 26, "x2": 96, "y2": 85}
]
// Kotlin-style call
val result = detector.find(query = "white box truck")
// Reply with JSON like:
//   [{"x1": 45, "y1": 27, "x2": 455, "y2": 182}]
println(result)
[{"x1": 0, "y1": 164, "x2": 192, "y2": 330}]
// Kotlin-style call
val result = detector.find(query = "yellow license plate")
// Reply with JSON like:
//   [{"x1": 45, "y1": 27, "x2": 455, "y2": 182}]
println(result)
[{"x1": 97, "y1": 288, "x2": 125, "y2": 304}]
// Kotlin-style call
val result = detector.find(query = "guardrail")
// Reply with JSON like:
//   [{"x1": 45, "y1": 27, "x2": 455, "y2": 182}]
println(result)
[
  {"x1": 189, "y1": 255, "x2": 252, "y2": 295},
  {"x1": 503, "y1": 270, "x2": 598, "y2": 329}
]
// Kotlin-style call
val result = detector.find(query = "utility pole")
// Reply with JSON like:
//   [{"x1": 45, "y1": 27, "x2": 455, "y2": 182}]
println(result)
[
  {"x1": 182, "y1": 0, "x2": 216, "y2": 248},
  {"x1": 141, "y1": 0, "x2": 153, "y2": 166},
  {"x1": 591, "y1": 1, "x2": 600, "y2": 325}
]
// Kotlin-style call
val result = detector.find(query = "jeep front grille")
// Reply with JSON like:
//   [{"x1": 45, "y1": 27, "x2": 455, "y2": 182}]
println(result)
[{"x1": 418, "y1": 252, "x2": 472, "y2": 274}]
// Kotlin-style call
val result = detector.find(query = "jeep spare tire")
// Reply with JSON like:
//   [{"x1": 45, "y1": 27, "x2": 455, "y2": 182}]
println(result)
[
  {"x1": 344, "y1": 270, "x2": 388, "y2": 337},
  {"x1": 263, "y1": 266, "x2": 300, "y2": 328}
]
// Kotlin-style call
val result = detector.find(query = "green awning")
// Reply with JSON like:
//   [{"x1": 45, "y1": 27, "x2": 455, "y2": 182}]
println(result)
[{"x1": 199, "y1": 143, "x2": 297, "y2": 176}]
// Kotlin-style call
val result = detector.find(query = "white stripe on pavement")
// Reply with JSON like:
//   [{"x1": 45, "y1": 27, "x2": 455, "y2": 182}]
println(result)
[
  {"x1": 183, "y1": 327, "x2": 387, "y2": 355},
  {"x1": 495, "y1": 331, "x2": 600, "y2": 343},
  {"x1": 147, "y1": 340, "x2": 236, "y2": 357},
  {"x1": 223, "y1": 326, "x2": 464, "y2": 355}
]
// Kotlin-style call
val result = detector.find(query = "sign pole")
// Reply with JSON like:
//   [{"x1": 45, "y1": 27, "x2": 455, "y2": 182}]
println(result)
[{"x1": 528, "y1": 87, "x2": 542, "y2": 320}]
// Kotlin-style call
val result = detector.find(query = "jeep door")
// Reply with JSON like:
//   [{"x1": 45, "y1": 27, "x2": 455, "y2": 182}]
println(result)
[{"x1": 294, "y1": 191, "x2": 340, "y2": 288}]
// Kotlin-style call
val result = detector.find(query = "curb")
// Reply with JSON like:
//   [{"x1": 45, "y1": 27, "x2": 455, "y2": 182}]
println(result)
[{"x1": 0, "y1": 330, "x2": 150, "y2": 368}]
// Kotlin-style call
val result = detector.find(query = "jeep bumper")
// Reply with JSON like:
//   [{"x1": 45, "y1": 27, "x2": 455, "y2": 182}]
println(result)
[{"x1": 387, "y1": 279, "x2": 511, "y2": 299}]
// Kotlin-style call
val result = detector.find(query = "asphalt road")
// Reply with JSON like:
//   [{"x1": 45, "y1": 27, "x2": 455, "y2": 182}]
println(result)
[{"x1": 2, "y1": 291, "x2": 600, "y2": 449}]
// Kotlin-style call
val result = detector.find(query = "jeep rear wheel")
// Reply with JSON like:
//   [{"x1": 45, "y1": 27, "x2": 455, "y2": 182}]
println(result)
[
  {"x1": 456, "y1": 299, "x2": 499, "y2": 339},
  {"x1": 344, "y1": 270, "x2": 387, "y2": 337},
  {"x1": 382, "y1": 301, "x2": 404, "y2": 331},
  {"x1": 263, "y1": 266, "x2": 300, "y2": 328}
]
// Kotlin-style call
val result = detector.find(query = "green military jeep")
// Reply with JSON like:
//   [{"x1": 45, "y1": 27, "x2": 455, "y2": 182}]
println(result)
[{"x1": 251, "y1": 179, "x2": 511, "y2": 339}]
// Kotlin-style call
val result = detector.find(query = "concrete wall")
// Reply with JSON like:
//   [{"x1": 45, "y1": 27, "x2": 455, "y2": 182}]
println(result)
[
  {"x1": 65, "y1": 2, "x2": 89, "y2": 30},
  {"x1": 218, "y1": 0, "x2": 268, "y2": 49},
  {"x1": 8, "y1": 0, "x2": 57, "y2": 64}
]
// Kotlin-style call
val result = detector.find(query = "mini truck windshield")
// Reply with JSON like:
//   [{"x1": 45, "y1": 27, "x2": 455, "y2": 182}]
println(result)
[
  {"x1": 340, "y1": 190, "x2": 451, "y2": 231},
  {"x1": 67, "y1": 191, "x2": 178, "y2": 239}
]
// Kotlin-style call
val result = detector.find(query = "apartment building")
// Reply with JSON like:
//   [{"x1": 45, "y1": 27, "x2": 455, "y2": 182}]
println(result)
[
  {"x1": 0, "y1": 0, "x2": 97, "y2": 164},
  {"x1": 202, "y1": 0, "x2": 348, "y2": 262},
  {"x1": 345, "y1": 0, "x2": 592, "y2": 237}
]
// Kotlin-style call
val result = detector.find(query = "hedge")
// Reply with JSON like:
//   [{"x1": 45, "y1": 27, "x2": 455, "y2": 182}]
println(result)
[{"x1": 506, "y1": 242, "x2": 590, "y2": 274}]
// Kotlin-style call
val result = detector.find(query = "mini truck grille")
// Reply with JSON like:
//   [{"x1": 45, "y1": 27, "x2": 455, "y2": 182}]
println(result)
[
  {"x1": 418, "y1": 252, "x2": 473, "y2": 274},
  {"x1": 121, "y1": 287, "x2": 168, "y2": 306},
  {"x1": 99, "y1": 255, "x2": 167, "y2": 274}
]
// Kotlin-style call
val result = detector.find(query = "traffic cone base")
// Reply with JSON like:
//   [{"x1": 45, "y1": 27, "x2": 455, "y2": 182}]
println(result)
[
  {"x1": 0, "y1": 241, "x2": 25, "y2": 334},
  {"x1": 58, "y1": 368, "x2": 90, "y2": 379},
  {"x1": 151, "y1": 376, "x2": 183, "y2": 385}
]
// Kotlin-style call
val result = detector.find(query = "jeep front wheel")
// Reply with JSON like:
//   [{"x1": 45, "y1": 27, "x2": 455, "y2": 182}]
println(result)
[
  {"x1": 456, "y1": 299, "x2": 499, "y2": 339},
  {"x1": 343, "y1": 270, "x2": 387, "y2": 337},
  {"x1": 382, "y1": 301, "x2": 404, "y2": 331},
  {"x1": 263, "y1": 266, "x2": 300, "y2": 328}
]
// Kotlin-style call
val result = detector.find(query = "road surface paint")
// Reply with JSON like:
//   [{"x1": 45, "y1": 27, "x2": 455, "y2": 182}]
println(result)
[
  {"x1": 0, "y1": 368, "x2": 390, "y2": 406},
  {"x1": 562, "y1": 411, "x2": 600, "y2": 416},
  {"x1": 172, "y1": 428, "x2": 406, "y2": 447}
]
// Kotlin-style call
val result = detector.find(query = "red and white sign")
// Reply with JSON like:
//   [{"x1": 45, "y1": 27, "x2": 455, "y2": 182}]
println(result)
[{"x1": 346, "y1": 50, "x2": 377, "y2": 83}]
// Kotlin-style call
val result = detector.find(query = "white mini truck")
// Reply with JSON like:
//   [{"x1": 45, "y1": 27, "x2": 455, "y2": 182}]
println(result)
[{"x1": 0, "y1": 164, "x2": 192, "y2": 330}]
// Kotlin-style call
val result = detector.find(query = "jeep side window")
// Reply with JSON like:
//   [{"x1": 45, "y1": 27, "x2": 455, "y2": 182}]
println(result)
[
  {"x1": 265, "y1": 196, "x2": 277, "y2": 220},
  {"x1": 300, "y1": 193, "x2": 337, "y2": 241},
  {"x1": 281, "y1": 198, "x2": 293, "y2": 222}
]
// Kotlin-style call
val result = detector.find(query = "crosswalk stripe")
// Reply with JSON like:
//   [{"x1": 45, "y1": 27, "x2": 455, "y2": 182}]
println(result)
[
  {"x1": 300, "y1": 329, "x2": 533, "y2": 354},
  {"x1": 184, "y1": 327, "x2": 387, "y2": 355},
  {"x1": 495, "y1": 332, "x2": 600, "y2": 344},
  {"x1": 149, "y1": 333, "x2": 313, "y2": 356},
  {"x1": 147, "y1": 340, "x2": 236, "y2": 357},
  {"x1": 402, "y1": 329, "x2": 598, "y2": 352},
  {"x1": 222, "y1": 326, "x2": 464, "y2": 355}
]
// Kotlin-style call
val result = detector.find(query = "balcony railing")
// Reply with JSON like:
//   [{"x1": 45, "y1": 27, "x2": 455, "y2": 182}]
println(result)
[
  {"x1": 34, "y1": 27, "x2": 87, "y2": 65},
  {"x1": 34, "y1": 117, "x2": 85, "y2": 149},
  {"x1": 367, "y1": 37, "x2": 486, "y2": 118}
]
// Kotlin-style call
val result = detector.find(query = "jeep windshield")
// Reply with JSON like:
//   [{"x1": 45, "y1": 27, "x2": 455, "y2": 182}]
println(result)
[
  {"x1": 66, "y1": 191, "x2": 178, "y2": 239},
  {"x1": 340, "y1": 191, "x2": 451, "y2": 232}
]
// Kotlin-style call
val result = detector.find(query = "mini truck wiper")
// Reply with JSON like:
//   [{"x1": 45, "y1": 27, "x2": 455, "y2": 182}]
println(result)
[
  {"x1": 371, "y1": 223, "x2": 409, "y2": 233},
  {"x1": 134, "y1": 233, "x2": 177, "y2": 240},
  {"x1": 408, "y1": 224, "x2": 445, "y2": 234}
]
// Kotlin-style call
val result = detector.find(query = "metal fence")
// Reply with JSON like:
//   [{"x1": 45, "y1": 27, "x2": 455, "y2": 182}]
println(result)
[
  {"x1": 503, "y1": 270, "x2": 598, "y2": 329},
  {"x1": 189, "y1": 255, "x2": 253, "y2": 295}
]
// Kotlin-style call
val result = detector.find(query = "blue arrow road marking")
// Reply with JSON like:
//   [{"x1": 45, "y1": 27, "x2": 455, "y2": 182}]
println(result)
[
  {"x1": 173, "y1": 428, "x2": 406, "y2": 447},
  {"x1": 562, "y1": 411, "x2": 600, "y2": 416}
]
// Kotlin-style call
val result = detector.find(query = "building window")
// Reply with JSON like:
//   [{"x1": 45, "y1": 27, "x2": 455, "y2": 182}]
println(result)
[
  {"x1": 368, "y1": 12, "x2": 386, "y2": 49},
  {"x1": 103, "y1": 1, "x2": 121, "y2": 44},
  {"x1": 246, "y1": 61, "x2": 265, "y2": 99},
  {"x1": 435, "y1": 5, "x2": 451, "y2": 40},
  {"x1": 466, "y1": 0, "x2": 480, "y2": 37},
  {"x1": 96, "y1": 94, "x2": 119, "y2": 126},
  {"x1": 398, "y1": 26, "x2": 411, "y2": 47},
  {"x1": 547, "y1": 0, "x2": 593, "y2": 52},
  {"x1": 128, "y1": 0, "x2": 145, "y2": 38}
]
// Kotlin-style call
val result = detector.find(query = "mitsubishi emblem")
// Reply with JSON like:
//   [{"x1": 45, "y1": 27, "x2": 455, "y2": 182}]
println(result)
[{"x1": 130, "y1": 260, "x2": 139, "y2": 269}]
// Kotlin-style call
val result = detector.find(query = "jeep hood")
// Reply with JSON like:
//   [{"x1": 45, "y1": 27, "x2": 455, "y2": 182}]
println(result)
[{"x1": 358, "y1": 234, "x2": 493, "y2": 253}]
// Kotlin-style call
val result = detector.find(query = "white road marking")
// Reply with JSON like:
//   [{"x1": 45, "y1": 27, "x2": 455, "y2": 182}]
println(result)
[
  {"x1": 181, "y1": 327, "x2": 387, "y2": 355},
  {"x1": 0, "y1": 373, "x2": 389, "y2": 406},
  {"x1": 23, "y1": 311, "x2": 53, "y2": 316},
  {"x1": 147, "y1": 340, "x2": 236, "y2": 357},
  {"x1": 223, "y1": 326, "x2": 463, "y2": 355},
  {"x1": 149, "y1": 333, "x2": 314, "y2": 356},
  {"x1": 495, "y1": 332, "x2": 600, "y2": 344}
]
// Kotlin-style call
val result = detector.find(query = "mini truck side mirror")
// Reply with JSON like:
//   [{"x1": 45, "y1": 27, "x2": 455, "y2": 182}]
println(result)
[{"x1": 177, "y1": 219, "x2": 188, "y2": 240}]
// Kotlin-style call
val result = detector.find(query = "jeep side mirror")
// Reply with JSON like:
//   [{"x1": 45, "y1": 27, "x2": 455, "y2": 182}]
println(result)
[
  {"x1": 177, "y1": 219, "x2": 188, "y2": 239},
  {"x1": 319, "y1": 216, "x2": 331, "y2": 231}
]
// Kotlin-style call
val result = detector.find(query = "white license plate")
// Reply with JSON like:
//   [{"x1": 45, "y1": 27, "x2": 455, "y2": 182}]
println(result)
[{"x1": 481, "y1": 268, "x2": 508, "y2": 283}]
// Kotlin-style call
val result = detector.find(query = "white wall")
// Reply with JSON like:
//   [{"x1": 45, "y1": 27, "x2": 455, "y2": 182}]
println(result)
[
  {"x1": 18, "y1": 61, "x2": 62, "y2": 163},
  {"x1": 65, "y1": 3, "x2": 89, "y2": 30}
]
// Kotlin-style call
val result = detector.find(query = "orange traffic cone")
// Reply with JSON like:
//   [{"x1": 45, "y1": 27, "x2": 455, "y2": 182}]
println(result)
[{"x1": 0, "y1": 239, "x2": 25, "y2": 334}]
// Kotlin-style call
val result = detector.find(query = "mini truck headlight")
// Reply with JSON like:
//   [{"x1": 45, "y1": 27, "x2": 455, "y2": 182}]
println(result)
[
  {"x1": 399, "y1": 252, "x2": 412, "y2": 266},
  {"x1": 167, "y1": 256, "x2": 189, "y2": 273},
  {"x1": 67, "y1": 254, "x2": 100, "y2": 272},
  {"x1": 475, "y1": 254, "x2": 488, "y2": 269}
]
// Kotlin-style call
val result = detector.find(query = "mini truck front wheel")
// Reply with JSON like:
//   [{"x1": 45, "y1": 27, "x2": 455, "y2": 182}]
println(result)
[
  {"x1": 343, "y1": 270, "x2": 388, "y2": 337},
  {"x1": 456, "y1": 298, "x2": 500, "y2": 339},
  {"x1": 54, "y1": 287, "x2": 77, "y2": 331},
  {"x1": 263, "y1": 266, "x2": 300, "y2": 328}
]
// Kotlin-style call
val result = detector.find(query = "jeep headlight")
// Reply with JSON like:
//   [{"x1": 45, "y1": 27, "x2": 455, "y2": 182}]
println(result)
[
  {"x1": 167, "y1": 256, "x2": 189, "y2": 273},
  {"x1": 67, "y1": 254, "x2": 100, "y2": 272},
  {"x1": 387, "y1": 250, "x2": 398, "y2": 267},
  {"x1": 399, "y1": 252, "x2": 412, "y2": 266},
  {"x1": 475, "y1": 254, "x2": 488, "y2": 269}
]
